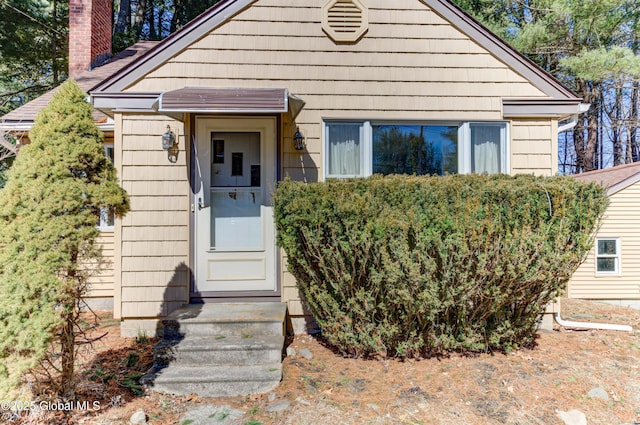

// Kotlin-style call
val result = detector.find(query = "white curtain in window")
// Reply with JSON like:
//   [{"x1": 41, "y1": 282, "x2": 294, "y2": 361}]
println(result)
[
  {"x1": 329, "y1": 125, "x2": 361, "y2": 176},
  {"x1": 471, "y1": 125, "x2": 500, "y2": 174}
]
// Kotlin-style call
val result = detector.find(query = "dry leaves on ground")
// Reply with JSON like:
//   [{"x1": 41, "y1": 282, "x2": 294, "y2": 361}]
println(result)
[{"x1": 4, "y1": 298, "x2": 640, "y2": 425}]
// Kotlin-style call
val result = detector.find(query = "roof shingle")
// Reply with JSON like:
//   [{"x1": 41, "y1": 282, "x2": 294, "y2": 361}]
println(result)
[
  {"x1": 1, "y1": 41, "x2": 159, "y2": 128},
  {"x1": 573, "y1": 162, "x2": 640, "y2": 195}
]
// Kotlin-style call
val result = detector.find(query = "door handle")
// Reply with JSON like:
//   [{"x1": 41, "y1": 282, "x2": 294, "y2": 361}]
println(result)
[{"x1": 198, "y1": 197, "x2": 209, "y2": 210}]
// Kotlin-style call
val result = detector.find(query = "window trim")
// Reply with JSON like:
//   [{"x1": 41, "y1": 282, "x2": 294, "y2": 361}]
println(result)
[
  {"x1": 98, "y1": 144, "x2": 115, "y2": 231},
  {"x1": 323, "y1": 120, "x2": 509, "y2": 180},
  {"x1": 595, "y1": 237, "x2": 621, "y2": 276}
]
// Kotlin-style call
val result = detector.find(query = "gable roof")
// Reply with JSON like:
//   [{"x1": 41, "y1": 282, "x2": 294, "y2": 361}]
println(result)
[
  {"x1": 0, "y1": 41, "x2": 158, "y2": 131},
  {"x1": 93, "y1": 0, "x2": 254, "y2": 94},
  {"x1": 91, "y1": 0, "x2": 582, "y2": 117},
  {"x1": 573, "y1": 162, "x2": 640, "y2": 196}
]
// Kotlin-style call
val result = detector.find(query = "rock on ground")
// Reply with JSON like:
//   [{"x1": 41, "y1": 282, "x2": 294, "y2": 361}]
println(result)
[
  {"x1": 557, "y1": 409, "x2": 587, "y2": 425},
  {"x1": 299, "y1": 348, "x2": 313, "y2": 359},
  {"x1": 180, "y1": 405, "x2": 245, "y2": 425},
  {"x1": 587, "y1": 387, "x2": 609, "y2": 401},
  {"x1": 129, "y1": 409, "x2": 147, "y2": 424},
  {"x1": 266, "y1": 401, "x2": 291, "y2": 412}
]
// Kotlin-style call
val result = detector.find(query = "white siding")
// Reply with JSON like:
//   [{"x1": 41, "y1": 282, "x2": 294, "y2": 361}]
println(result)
[{"x1": 569, "y1": 183, "x2": 640, "y2": 300}]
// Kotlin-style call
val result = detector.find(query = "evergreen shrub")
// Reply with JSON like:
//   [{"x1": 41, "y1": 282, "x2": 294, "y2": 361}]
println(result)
[
  {"x1": 274, "y1": 174, "x2": 607, "y2": 357},
  {"x1": 0, "y1": 81, "x2": 130, "y2": 399}
]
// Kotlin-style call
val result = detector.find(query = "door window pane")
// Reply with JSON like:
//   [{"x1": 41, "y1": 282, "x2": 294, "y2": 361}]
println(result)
[
  {"x1": 208, "y1": 132, "x2": 263, "y2": 250},
  {"x1": 210, "y1": 189, "x2": 262, "y2": 250},
  {"x1": 372, "y1": 125, "x2": 458, "y2": 176},
  {"x1": 211, "y1": 132, "x2": 260, "y2": 187},
  {"x1": 327, "y1": 123, "x2": 362, "y2": 177}
]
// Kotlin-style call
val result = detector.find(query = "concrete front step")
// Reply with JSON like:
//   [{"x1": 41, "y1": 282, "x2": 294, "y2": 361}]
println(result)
[
  {"x1": 162, "y1": 302, "x2": 286, "y2": 339},
  {"x1": 153, "y1": 335, "x2": 285, "y2": 367},
  {"x1": 142, "y1": 364, "x2": 283, "y2": 397},
  {"x1": 143, "y1": 302, "x2": 287, "y2": 398}
]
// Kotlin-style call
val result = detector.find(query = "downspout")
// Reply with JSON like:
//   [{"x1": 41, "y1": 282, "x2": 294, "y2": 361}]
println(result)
[
  {"x1": 558, "y1": 114, "x2": 579, "y2": 133},
  {"x1": 552, "y1": 102, "x2": 631, "y2": 332},
  {"x1": 554, "y1": 312, "x2": 633, "y2": 332},
  {"x1": 557, "y1": 104, "x2": 591, "y2": 134}
]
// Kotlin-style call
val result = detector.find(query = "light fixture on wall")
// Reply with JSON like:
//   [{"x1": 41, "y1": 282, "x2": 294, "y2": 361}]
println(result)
[
  {"x1": 162, "y1": 125, "x2": 179, "y2": 163},
  {"x1": 293, "y1": 127, "x2": 305, "y2": 150}
]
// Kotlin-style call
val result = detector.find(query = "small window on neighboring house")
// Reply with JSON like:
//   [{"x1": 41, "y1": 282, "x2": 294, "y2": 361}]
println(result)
[
  {"x1": 596, "y1": 238, "x2": 620, "y2": 275},
  {"x1": 99, "y1": 144, "x2": 115, "y2": 230}
]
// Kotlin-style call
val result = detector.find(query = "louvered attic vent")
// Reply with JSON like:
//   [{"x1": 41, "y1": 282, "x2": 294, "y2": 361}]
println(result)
[{"x1": 322, "y1": 0, "x2": 368, "y2": 43}]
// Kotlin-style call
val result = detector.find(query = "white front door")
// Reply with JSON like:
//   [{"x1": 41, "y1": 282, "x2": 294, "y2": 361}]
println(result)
[{"x1": 194, "y1": 117, "x2": 277, "y2": 293}]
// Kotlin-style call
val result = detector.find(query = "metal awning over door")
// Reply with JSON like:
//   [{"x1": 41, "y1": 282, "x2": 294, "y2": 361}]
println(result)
[{"x1": 154, "y1": 87, "x2": 305, "y2": 120}]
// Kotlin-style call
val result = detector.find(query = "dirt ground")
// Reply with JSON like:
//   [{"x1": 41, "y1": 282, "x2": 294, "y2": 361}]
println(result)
[{"x1": 4, "y1": 298, "x2": 640, "y2": 425}]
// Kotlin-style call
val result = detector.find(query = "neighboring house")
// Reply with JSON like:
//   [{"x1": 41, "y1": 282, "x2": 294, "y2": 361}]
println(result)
[
  {"x1": 570, "y1": 163, "x2": 640, "y2": 309},
  {"x1": 2, "y1": 0, "x2": 587, "y2": 336}
]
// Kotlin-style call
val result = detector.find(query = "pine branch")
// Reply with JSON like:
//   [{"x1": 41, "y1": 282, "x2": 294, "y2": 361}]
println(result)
[{"x1": 0, "y1": 83, "x2": 51, "y2": 100}]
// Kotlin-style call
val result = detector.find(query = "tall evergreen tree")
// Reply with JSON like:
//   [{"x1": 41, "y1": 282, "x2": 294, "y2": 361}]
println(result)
[
  {"x1": 453, "y1": 0, "x2": 640, "y2": 173},
  {"x1": 0, "y1": 80, "x2": 129, "y2": 399},
  {"x1": 0, "y1": 0, "x2": 68, "y2": 114}
]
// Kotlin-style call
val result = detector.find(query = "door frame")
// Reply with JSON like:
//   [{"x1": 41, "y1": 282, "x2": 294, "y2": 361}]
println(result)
[{"x1": 189, "y1": 114, "x2": 281, "y2": 302}]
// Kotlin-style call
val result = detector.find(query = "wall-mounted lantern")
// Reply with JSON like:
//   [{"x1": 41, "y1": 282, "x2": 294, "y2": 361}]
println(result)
[
  {"x1": 293, "y1": 127, "x2": 305, "y2": 151},
  {"x1": 162, "y1": 125, "x2": 179, "y2": 163}
]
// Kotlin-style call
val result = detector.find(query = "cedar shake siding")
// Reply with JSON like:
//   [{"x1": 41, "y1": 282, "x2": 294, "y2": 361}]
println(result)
[{"x1": 115, "y1": 114, "x2": 190, "y2": 322}]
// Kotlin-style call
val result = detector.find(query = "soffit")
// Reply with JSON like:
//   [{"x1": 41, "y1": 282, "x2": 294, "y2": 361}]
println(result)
[{"x1": 502, "y1": 98, "x2": 585, "y2": 118}]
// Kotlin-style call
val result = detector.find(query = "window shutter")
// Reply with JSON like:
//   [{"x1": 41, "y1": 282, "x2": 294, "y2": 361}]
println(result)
[{"x1": 322, "y1": 0, "x2": 368, "y2": 43}]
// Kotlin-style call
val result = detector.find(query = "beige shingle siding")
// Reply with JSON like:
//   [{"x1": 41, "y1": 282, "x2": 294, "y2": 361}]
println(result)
[
  {"x1": 117, "y1": 114, "x2": 190, "y2": 320},
  {"x1": 126, "y1": 0, "x2": 553, "y2": 182},
  {"x1": 127, "y1": 0, "x2": 546, "y2": 106},
  {"x1": 510, "y1": 119, "x2": 557, "y2": 176},
  {"x1": 82, "y1": 232, "x2": 115, "y2": 297},
  {"x1": 569, "y1": 183, "x2": 640, "y2": 299},
  {"x1": 115, "y1": 0, "x2": 559, "y2": 322}
]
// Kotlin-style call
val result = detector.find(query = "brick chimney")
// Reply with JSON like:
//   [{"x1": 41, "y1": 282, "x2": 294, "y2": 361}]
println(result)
[{"x1": 68, "y1": 0, "x2": 112, "y2": 79}]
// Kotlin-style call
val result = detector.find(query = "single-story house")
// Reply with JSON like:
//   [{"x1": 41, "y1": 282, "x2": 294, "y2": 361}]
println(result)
[
  {"x1": 570, "y1": 162, "x2": 640, "y2": 309},
  {"x1": 1, "y1": 0, "x2": 589, "y2": 336}
]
